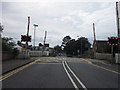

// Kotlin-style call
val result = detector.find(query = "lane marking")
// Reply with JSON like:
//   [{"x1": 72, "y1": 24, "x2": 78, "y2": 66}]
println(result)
[
  {"x1": 89, "y1": 63, "x2": 120, "y2": 75},
  {"x1": 82, "y1": 59, "x2": 120, "y2": 75},
  {"x1": 65, "y1": 61, "x2": 87, "y2": 90},
  {"x1": 0, "y1": 59, "x2": 43, "y2": 81},
  {"x1": 35, "y1": 63, "x2": 62, "y2": 64},
  {"x1": 62, "y1": 61, "x2": 79, "y2": 90}
]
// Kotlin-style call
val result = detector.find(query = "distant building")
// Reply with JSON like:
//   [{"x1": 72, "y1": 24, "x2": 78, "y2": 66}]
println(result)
[
  {"x1": 31, "y1": 43, "x2": 49, "y2": 51},
  {"x1": 95, "y1": 40, "x2": 111, "y2": 53}
]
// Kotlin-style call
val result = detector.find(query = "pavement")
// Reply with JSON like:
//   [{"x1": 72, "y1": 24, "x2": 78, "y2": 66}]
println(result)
[
  {"x1": 1, "y1": 57, "x2": 120, "y2": 89},
  {"x1": 2, "y1": 57, "x2": 40, "y2": 74}
]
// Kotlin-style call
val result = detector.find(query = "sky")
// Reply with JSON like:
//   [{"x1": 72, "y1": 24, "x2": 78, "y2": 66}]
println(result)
[{"x1": 1, "y1": 0, "x2": 120, "y2": 47}]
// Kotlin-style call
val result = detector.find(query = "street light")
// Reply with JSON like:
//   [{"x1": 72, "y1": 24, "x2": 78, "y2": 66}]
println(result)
[{"x1": 33, "y1": 24, "x2": 38, "y2": 50}]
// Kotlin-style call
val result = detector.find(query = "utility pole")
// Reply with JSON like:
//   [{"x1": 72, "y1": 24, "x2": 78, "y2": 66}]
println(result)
[
  {"x1": 43, "y1": 31, "x2": 47, "y2": 46},
  {"x1": 116, "y1": 2, "x2": 120, "y2": 53},
  {"x1": 93, "y1": 23, "x2": 96, "y2": 58},
  {"x1": 33, "y1": 24, "x2": 38, "y2": 50},
  {"x1": 43, "y1": 31, "x2": 47, "y2": 45},
  {"x1": 81, "y1": 38, "x2": 82, "y2": 57},
  {"x1": 25, "y1": 16, "x2": 30, "y2": 50},
  {"x1": 116, "y1": 2, "x2": 120, "y2": 38},
  {"x1": 42, "y1": 31, "x2": 47, "y2": 54}
]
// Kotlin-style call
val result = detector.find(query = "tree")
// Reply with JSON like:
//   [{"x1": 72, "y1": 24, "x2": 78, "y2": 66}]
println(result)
[
  {"x1": 0, "y1": 23, "x2": 4, "y2": 37},
  {"x1": 39, "y1": 43, "x2": 43, "y2": 47},
  {"x1": 62, "y1": 36, "x2": 71, "y2": 47},
  {"x1": 0, "y1": 23, "x2": 4, "y2": 32},
  {"x1": 2, "y1": 37, "x2": 16, "y2": 51},
  {"x1": 2, "y1": 37, "x2": 19, "y2": 57},
  {"x1": 64, "y1": 39, "x2": 76, "y2": 55},
  {"x1": 62, "y1": 36, "x2": 91, "y2": 56},
  {"x1": 76, "y1": 37, "x2": 91, "y2": 55},
  {"x1": 54, "y1": 45, "x2": 62, "y2": 55},
  {"x1": 17, "y1": 41, "x2": 26, "y2": 48}
]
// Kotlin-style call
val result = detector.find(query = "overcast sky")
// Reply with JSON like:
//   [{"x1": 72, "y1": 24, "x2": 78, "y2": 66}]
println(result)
[{"x1": 1, "y1": 0, "x2": 119, "y2": 47}]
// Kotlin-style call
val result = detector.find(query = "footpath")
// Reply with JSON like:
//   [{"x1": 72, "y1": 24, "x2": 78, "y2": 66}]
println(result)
[{"x1": 2, "y1": 57, "x2": 40, "y2": 75}]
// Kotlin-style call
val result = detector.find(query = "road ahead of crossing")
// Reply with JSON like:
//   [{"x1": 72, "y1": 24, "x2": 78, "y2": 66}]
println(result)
[{"x1": 1, "y1": 57, "x2": 120, "y2": 89}]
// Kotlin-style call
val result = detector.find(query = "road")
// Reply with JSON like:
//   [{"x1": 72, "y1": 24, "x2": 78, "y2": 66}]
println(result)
[{"x1": 1, "y1": 57, "x2": 120, "y2": 89}]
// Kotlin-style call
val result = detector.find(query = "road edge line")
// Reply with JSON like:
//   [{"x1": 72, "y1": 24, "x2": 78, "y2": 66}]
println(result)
[
  {"x1": 0, "y1": 58, "x2": 43, "y2": 81},
  {"x1": 82, "y1": 58, "x2": 120, "y2": 75}
]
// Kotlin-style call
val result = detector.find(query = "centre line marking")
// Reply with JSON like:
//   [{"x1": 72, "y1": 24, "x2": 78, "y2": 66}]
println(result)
[
  {"x1": 62, "y1": 61, "x2": 79, "y2": 90},
  {"x1": 65, "y1": 61, "x2": 87, "y2": 90},
  {"x1": 36, "y1": 63, "x2": 62, "y2": 64}
]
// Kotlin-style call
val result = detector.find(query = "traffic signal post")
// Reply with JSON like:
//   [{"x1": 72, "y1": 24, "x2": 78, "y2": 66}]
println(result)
[
  {"x1": 20, "y1": 16, "x2": 31, "y2": 59},
  {"x1": 108, "y1": 37, "x2": 119, "y2": 63}
]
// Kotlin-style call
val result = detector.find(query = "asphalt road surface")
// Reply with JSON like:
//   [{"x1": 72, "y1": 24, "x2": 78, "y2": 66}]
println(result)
[{"x1": 1, "y1": 57, "x2": 120, "y2": 89}]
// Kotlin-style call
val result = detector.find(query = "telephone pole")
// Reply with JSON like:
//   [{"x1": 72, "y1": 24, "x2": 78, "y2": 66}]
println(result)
[
  {"x1": 116, "y1": 2, "x2": 120, "y2": 37},
  {"x1": 33, "y1": 24, "x2": 38, "y2": 50},
  {"x1": 93, "y1": 23, "x2": 96, "y2": 58},
  {"x1": 116, "y1": 2, "x2": 120, "y2": 53},
  {"x1": 42, "y1": 31, "x2": 47, "y2": 55},
  {"x1": 43, "y1": 31, "x2": 47, "y2": 46},
  {"x1": 25, "y1": 16, "x2": 30, "y2": 50}
]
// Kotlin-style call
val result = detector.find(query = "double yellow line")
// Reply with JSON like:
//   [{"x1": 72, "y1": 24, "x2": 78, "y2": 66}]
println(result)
[
  {"x1": 82, "y1": 59, "x2": 120, "y2": 75},
  {"x1": 0, "y1": 59, "x2": 43, "y2": 81}
]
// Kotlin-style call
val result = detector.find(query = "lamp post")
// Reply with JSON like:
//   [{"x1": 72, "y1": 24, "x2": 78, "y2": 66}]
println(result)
[{"x1": 33, "y1": 24, "x2": 38, "y2": 50}]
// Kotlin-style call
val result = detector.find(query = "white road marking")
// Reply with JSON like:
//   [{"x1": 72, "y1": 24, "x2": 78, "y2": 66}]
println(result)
[
  {"x1": 62, "y1": 61, "x2": 79, "y2": 90},
  {"x1": 65, "y1": 60, "x2": 88, "y2": 90},
  {"x1": 35, "y1": 63, "x2": 62, "y2": 64}
]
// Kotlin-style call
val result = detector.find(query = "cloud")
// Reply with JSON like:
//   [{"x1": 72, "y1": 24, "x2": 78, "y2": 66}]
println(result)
[{"x1": 2, "y1": 2, "x2": 118, "y2": 47}]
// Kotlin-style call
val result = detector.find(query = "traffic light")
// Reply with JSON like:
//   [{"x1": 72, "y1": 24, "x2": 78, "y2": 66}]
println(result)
[
  {"x1": 108, "y1": 37, "x2": 118, "y2": 45},
  {"x1": 21, "y1": 35, "x2": 31, "y2": 42},
  {"x1": 27, "y1": 36, "x2": 31, "y2": 42},
  {"x1": 21, "y1": 35, "x2": 26, "y2": 42}
]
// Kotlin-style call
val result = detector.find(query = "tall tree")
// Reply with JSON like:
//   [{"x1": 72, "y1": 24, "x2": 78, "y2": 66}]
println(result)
[
  {"x1": 62, "y1": 36, "x2": 91, "y2": 56},
  {"x1": 2, "y1": 37, "x2": 16, "y2": 51},
  {"x1": 62, "y1": 36, "x2": 71, "y2": 47},
  {"x1": 54, "y1": 45, "x2": 62, "y2": 55}
]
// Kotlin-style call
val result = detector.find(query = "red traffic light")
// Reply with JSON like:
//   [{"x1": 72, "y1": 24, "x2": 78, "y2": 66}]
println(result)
[
  {"x1": 108, "y1": 37, "x2": 119, "y2": 45},
  {"x1": 21, "y1": 35, "x2": 31, "y2": 42}
]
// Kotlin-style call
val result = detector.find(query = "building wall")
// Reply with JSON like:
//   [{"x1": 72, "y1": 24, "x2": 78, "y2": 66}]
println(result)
[
  {"x1": 95, "y1": 53, "x2": 113, "y2": 61},
  {"x1": 115, "y1": 53, "x2": 120, "y2": 64},
  {"x1": 96, "y1": 41, "x2": 111, "y2": 53},
  {"x1": 29, "y1": 51, "x2": 49, "y2": 57}
]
